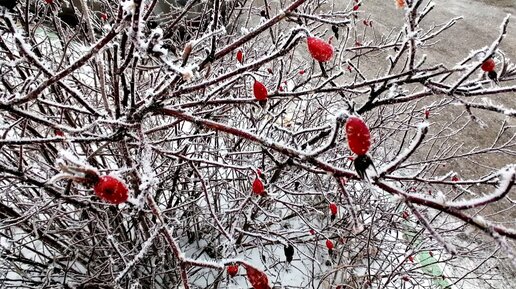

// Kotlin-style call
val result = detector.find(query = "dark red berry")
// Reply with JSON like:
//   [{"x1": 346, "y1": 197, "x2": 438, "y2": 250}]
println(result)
[
  {"x1": 481, "y1": 58, "x2": 495, "y2": 72},
  {"x1": 227, "y1": 264, "x2": 238, "y2": 277},
  {"x1": 236, "y1": 50, "x2": 244, "y2": 64},
  {"x1": 326, "y1": 239, "x2": 334, "y2": 250},
  {"x1": 253, "y1": 81, "x2": 268, "y2": 101},
  {"x1": 329, "y1": 203, "x2": 338, "y2": 215}
]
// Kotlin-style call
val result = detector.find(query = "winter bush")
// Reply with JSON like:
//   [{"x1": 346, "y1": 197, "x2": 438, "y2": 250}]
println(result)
[{"x1": 0, "y1": 0, "x2": 515, "y2": 288}]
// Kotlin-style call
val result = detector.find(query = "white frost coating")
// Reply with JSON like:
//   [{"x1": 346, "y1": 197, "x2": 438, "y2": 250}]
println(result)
[
  {"x1": 435, "y1": 190, "x2": 447, "y2": 205},
  {"x1": 115, "y1": 226, "x2": 161, "y2": 282},
  {"x1": 445, "y1": 165, "x2": 515, "y2": 209},
  {"x1": 378, "y1": 123, "x2": 427, "y2": 174},
  {"x1": 121, "y1": 0, "x2": 136, "y2": 16}
]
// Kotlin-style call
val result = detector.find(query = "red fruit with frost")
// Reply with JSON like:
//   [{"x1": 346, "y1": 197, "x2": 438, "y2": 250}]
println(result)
[
  {"x1": 227, "y1": 264, "x2": 238, "y2": 277},
  {"x1": 345, "y1": 116, "x2": 371, "y2": 155},
  {"x1": 252, "y1": 177, "x2": 265, "y2": 195},
  {"x1": 236, "y1": 50, "x2": 244, "y2": 64},
  {"x1": 325, "y1": 239, "x2": 334, "y2": 250},
  {"x1": 310, "y1": 229, "x2": 315, "y2": 235},
  {"x1": 54, "y1": 129, "x2": 64, "y2": 137},
  {"x1": 253, "y1": 81, "x2": 268, "y2": 101},
  {"x1": 94, "y1": 175, "x2": 129, "y2": 204},
  {"x1": 329, "y1": 203, "x2": 338, "y2": 215},
  {"x1": 481, "y1": 58, "x2": 495, "y2": 72},
  {"x1": 244, "y1": 264, "x2": 270, "y2": 289},
  {"x1": 307, "y1": 37, "x2": 334, "y2": 63}
]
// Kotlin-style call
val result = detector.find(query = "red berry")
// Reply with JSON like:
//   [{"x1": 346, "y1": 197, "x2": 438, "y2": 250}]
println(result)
[
  {"x1": 402, "y1": 211, "x2": 409, "y2": 220},
  {"x1": 363, "y1": 19, "x2": 369, "y2": 26},
  {"x1": 402, "y1": 275, "x2": 410, "y2": 282},
  {"x1": 100, "y1": 13, "x2": 108, "y2": 21},
  {"x1": 345, "y1": 116, "x2": 371, "y2": 155},
  {"x1": 329, "y1": 203, "x2": 338, "y2": 215},
  {"x1": 54, "y1": 129, "x2": 64, "y2": 137},
  {"x1": 307, "y1": 37, "x2": 334, "y2": 63},
  {"x1": 408, "y1": 255, "x2": 414, "y2": 262},
  {"x1": 424, "y1": 109, "x2": 430, "y2": 119},
  {"x1": 309, "y1": 229, "x2": 315, "y2": 235},
  {"x1": 325, "y1": 239, "x2": 334, "y2": 250},
  {"x1": 252, "y1": 177, "x2": 265, "y2": 195},
  {"x1": 299, "y1": 69, "x2": 305, "y2": 75},
  {"x1": 253, "y1": 81, "x2": 268, "y2": 101},
  {"x1": 244, "y1": 264, "x2": 270, "y2": 289},
  {"x1": 481, "y1": 58, "x2": 495, "y2": 72},
  {"x1": 236, "y1": 50, "x2": 244, "y2": 64},
  {"x1": 93, "y1": 175, "x2": 129, "y2": 204},
  {"x1": 347, "y1": 65, "x2": 353, "y2": 72},
  {"x1": 353, "y1": 4, "x2": 360, "y2": 11},
  {"x1": 45, "y1": 0, "x2": 53, "y2": 4},
  {"x1": 451, "y1": 176, "x2": 459, "y2": 182},
  {"x1": 267, "y1": 67, "x2": 273, "y2": 74},
  {"x1": 278, "y1": 86, "x2": 284, "y2": 92},
  {"x1": 395, "y1": 0, "x2": 406, "y2": 8},
  {"x1": 227, "y1": 264, "x2": 238, "y2": 277}
]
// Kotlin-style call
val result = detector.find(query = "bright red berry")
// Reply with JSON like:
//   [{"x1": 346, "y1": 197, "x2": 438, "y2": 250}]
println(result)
[
  {"x1": 326, "y1": 239, "x2": 334, "y2": 250},
  {"x1": 227, "y1": 264, "x2": 238, "y2": 277},
  {"x1": 309, "y1": 229, "x2": 315, "y2": 235},
  {"x1": 408, "y1": 255, "x2": 414, "y2": 262},
  {"x1": 45, "y1": 0, "x2": 53, "y2": 4},
  {"x1": 236, "y1": 50, "x2": 244, "y2": 64},
  {"x1": 299, "y1": 69, "x2": 305, "y2": 75},
  {"x1": 100, "y1": 13, "x2": 108, "y2": 21},
  {"x1": 252, "y1": 177, "x2": 265, "y2": 195},
  {"x1": 253, "y1": 81, "x2": 268, "y2": 101},
  {"x1": 93, "y1": 175, "x2": 129, "y2": 204},
  {"x1": 353, "y1": 4, "x2": 360, "y2": 11},
  {"x1": 451, "y1": 176, "x2": 459, "y2": 182},
  {"x1": 329, "y1": 203, "x2": 338, "y2": 215},
  {"x1": 481, "y1": 58, "x2": 495, "y2": 72},
  {"x1": 307, "y1": 37, "x2": 334, "y2": 63},
  {"x1": 345, "y1": 116, "x2": 371, "y2": 155}
]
